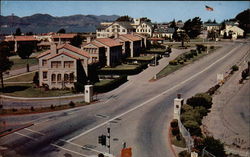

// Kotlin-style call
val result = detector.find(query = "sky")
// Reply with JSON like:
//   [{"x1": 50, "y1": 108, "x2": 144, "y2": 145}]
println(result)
[{"x1": 1, "y1": 1, "x2": 249, "y2": 23}]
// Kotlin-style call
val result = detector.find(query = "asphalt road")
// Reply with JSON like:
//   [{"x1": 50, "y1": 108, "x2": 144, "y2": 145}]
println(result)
[{"x1": 0, "y1": 41, "x2": 249, "y2": 157}]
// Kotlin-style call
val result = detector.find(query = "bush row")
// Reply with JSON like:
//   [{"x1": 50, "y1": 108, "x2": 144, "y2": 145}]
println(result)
[
  {"x1": 94, "y1": 75, "x2": 128, "y2": 93},
  {"x1": 181, "y1": 93, "x2": 213, "y2": 136},
  {"x1": 98, "y1": 63, "x2": 148, "y2": 75}
]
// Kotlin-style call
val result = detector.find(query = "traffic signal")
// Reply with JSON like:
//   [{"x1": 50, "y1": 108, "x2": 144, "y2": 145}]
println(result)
[{"x1": 98, "y1": 135, "x2": 106, "y2": 146}]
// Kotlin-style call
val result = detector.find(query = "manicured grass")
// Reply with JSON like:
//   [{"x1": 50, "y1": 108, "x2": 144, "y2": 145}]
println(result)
[
  {"x1": 10, "y1": 57, "x2": 38, "y2": 70},
  {"x1": 165, "y1": 43, "x2": 197, "y2": 49},
  {"x1": 156, "y1": 46, "x2": 220, "y2": 79},
  {"x1": 127, "y1": 56, "x2": 154, "y2": 61},
  {"x1": 4, "y1": 72, "x2": 35, "y2": 82},
  {"x1": 0, "y1": 84, "x2": 73, "y2": 97},
  {"x1": 102, "y1": 64, "x2": 140, "y2": 70},
  {"x1": 0, "y1": 101, "x2": 87, "y2": 115},
  {"x1": 94, "y1": 79, "x2": 114, "y2": 86},
  {"x1": 170, "y1": 133, "x2": 186, "y2": 148},
  {"x1": 146, "y1": 48, "x2": 166, "y2": 53}
]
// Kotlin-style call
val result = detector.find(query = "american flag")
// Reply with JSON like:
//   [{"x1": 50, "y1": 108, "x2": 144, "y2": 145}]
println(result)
[{"x1": 205, "y1": 5, "x2": 214, "y2": 11}]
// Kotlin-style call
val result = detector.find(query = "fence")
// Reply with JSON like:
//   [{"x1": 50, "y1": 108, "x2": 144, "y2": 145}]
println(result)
[{"x1": 177, "y1": 117, "x2": 194, "y2": 153}]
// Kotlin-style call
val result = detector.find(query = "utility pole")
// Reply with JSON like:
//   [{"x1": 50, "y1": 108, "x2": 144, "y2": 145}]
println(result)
[{"x1": 107, "y1": 127, "x2": 111, "y2": 154}]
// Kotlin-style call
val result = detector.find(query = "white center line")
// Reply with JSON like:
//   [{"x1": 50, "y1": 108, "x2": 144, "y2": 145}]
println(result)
[
  {"x1": 14, "y1": 132, "x2": 38, "y2": 141},
  {"x1": 67, "y1": 44, "x2": 241, "y2": 143},
  {"x1": 24, "y1": 128, "x2": 45, "y2": 136},
  {"x1": 51, "y1": 143, "x2": 88, "y2": 157}
]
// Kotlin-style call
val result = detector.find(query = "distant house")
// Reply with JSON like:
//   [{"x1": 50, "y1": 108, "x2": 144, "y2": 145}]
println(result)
[
  {"x1": 119, "y1": 34, "x2": 142, "y2": 57},
  {"x1": 37, "y1": 43, "x2": 89, "y2": 89},
  {"x1": 51, "y1": 33, "x2": 77, "y2": 44},
  {"x1": 4, "y1": 35, "x2": 38, "y2": 52},
  {"x1": 135, "y1": 21, "x2": 153, "y2": 37},
  {"x1": 152, "y1": 28, "x2": 175, "y2": 39},
  {"x1": 94, "y1": 38, "x2": 123, "y2": 67},
  {"x1": 203, "y1": 23, "x2": 221, "y2": 31},
  {"x1": 220, "y1": 21, "x2": 244, "y2": 39},
  {"x1": 82, "y1": 41, "x2": 106, "y2": 66},
  {"x1": 96, "y1": 22, "x2": 135, "y2": 38}
]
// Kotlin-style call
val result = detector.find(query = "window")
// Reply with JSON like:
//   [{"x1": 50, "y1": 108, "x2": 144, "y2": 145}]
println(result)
[
  {"x1": 117, "y1": 29, "x2": 120, "y2": 32},
  {"x1": 69, "y1": 73, "x2": 74, "y2": 83},
  {"x1": 51, "y1": 61, "x2": 61, "y2": 68},
  {"x1": 42, "y1": 60, "x2": 47, "y2": 66},
  {"x1": 64, "y1": 61, "x2": 74, "y2": 68},
  {"x1": 107, "y1": 29, "x2": 109, "y2": 32},
  {"x1": 51, "y1": 74, "x2": 56, "y2": 82},
  {"x1": 123, "y1": 29, "x2": 125, "y2": 32},
  {"x1": 64, "y1": 74, "x2": 69, "y2": 82},
  {"x1": 43, "y1": 71, "x2": 47, "y2": 80},
  {"x1": 92, "y1": 57, "x2": 98, "y2": 63},
  {"x1": 57, "y1": 74, "x2": 62, "y2": 82}
]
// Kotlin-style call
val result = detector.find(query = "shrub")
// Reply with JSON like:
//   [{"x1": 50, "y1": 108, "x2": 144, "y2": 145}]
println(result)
[
  {"x1": 241, "y1": 68, "x2": 249, "y2": 80},
  {"x1": 210, "y1": 46, "x2": 215, "y2": 49},
  {"x1": 50, "y1": 105, "x2": 55, "y2": 109},
  {"x1": 194, "y1": 106, "x2": 209, "y2": 117},
  {"x1": 181, "y1": 109, "x2": 202, "y2": 125},
  {"x1": 186, "y1": 93, "x2": 212, "y2": 109},
  {"x1": 178, "y1": 60, "x2": 184, "y2": 64},
  {"x1": 231, "y1": 65, "x2": 239, "y2": 71},
  {"x1": 169, "y1": 60, "x2": 178, "y2": 65},
  {"x1": 170, "y1": 119, "x2": 178, "y2": 128},
  {"x1": 74, "y1": 82, "x2": 85, "y2": 93},
  {"x1": 183, "y1": 120, "x2": 202, "y2": 136},
  {"x1": 206, "y1": 84, "x2": 220, "y2": 95},
  {"x1": 181, "y1": 104, "x2": 193, "y2": 113},
  {"x1": 33, "y1": 72, "x2": 39, "y2": 86},
  {"x1": 172, "y1": 127, "x2": 180, "y2": 136},
  {"x1": 203, "y1": 136, "x2": 226, "y2": 157},
  {"x1": 68, "y1": 101, "x2": 75, "y2": 107},
  {"x1": 30, "y1": 106, "x2": 35, "y2": 111}
]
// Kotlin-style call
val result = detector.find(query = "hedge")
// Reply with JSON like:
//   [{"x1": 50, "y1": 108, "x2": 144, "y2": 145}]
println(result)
[
  {"x1": 98, "y1": 63, "x2": 148, "y2": 75},
  {"x1": 94, "y1": 75, "x2": 128, "y2": 93}
]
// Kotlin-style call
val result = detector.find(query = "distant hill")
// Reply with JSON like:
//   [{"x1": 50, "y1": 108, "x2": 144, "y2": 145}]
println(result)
[{"x1": 0, "y1": 14, "x2": 119, "y2": 34}]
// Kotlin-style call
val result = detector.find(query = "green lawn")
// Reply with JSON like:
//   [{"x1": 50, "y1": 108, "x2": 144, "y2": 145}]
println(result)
[
  {"x1": 94, "y1": 79, "x2": 114, "y2": 86},
  {"x1": 10, "y1": 57, "x2": 38, "y2": 70},
  {"x1": 101, "y1": 64, "x2": 140, "y2": 70},
  {"x1": 0, "y1": 84, "x2": 73, "y2": 97},
  {"x1": 127, "y1": 56, "x2": 154, "y2": 61},
  {"x1": 156, "y1": 46, "x2": 220, "y2": 79},
  {"x1": 5, "y1": 72, "x2": 35, "y2": 82},
  {"x1": 146, "y1": 48, "x2": 166, "y2": 53},
  {"x1": 164, "y1": 43, "x2": 197, "y2": 49}
]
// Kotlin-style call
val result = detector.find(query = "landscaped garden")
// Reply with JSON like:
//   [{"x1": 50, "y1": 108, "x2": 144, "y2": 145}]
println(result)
[{"x1": 156, "y1": 44, "x2": 220, "y2": 79}]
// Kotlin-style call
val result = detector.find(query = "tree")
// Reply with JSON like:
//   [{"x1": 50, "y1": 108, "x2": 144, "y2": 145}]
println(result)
[
  {"x1": 202, "y1": 136, "x2": 226, "y2": 157},
  {"x1": 235, "y1": 9, "x2": 250, "y2": 34},
  {"x1": 16, "y1": 43, "x2": 35, "y2": 72},
  {"x1": 179, "y1": 32, "x2": 190, "y2": 47},
  {"x1": 15, "y1": 28, "x2": 22, "y2": 35},
  {"x1": 26, "y1": 32, "x2": 34, "y2": 35},
  {"x1": 33, "y1": 72, "x2": 39, "y2": 86},
  {"x1": 183, "y1": 17, "x2": 202, "y2": 39},
  {"x1": 70, "y1": 34, "x2": 85, "y2": 48},
  {"x1": 116, "y1": 15, "x2": 133, "y2": 22},
  {"x1": 0, "y1": 42, "x2": 13, "y2": 91},
  {"x1": 57, "y1": 28, "x2": 66, "y2": 34},
  {"x1": 207, "y1": 30, "x2": 219, "y2": 41}
]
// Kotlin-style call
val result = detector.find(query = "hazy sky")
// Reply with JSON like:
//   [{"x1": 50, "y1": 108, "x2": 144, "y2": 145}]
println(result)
[{"x1": 1, "y1": 1, "x2": 249, "y2": 23}]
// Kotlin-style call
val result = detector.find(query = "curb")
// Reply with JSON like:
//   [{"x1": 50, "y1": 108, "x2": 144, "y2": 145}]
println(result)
[
  {"x1": 0, "y1": 93, "x2": 84, "y2": 100},
  {"x1": 168, "y1": 124, "x2": 178, "y2": 157},
  {"x1": 0, "y1": 123, "x2": 34, "y2": 138}
]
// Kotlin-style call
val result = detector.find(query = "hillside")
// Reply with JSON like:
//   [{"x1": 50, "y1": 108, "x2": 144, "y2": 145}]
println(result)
[{"x1": 0, "y1": 14, "x2": 119, "y2": 34}]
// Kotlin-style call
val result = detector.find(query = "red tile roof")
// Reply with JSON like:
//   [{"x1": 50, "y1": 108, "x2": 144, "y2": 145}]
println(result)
[
  {"x1": 83, "y1": 41, "x2": 104, "y2": 48},
  {"x1": 120, "y1": 34, "x2": 141, "y2": 41},
  {"x1": 45, "y1": 51, "x2": 80, "y2": 60},
  {"x1": 51, "y1": 33, "x2": 77, "y2": 39},
  {"x1": 36, "y1": 43, "x2": 89, "y2": 58},
  {"x1": 36, "y1": 50, "x2": 51, "y2": 58},
  {"x1": 58, "y1": 43, "x2": 89, "y2": 58},
  {"x1": 95, "y1": 38, "x2": 122, "y2": 47},
  {"x1": 4, "y1": 35, "x2": 37, "y2": 42}
]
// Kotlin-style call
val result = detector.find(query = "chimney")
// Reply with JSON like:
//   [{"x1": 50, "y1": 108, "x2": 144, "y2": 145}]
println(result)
[
  {"x1": 50, "y1": 42, "x2": 57, "y2": 54},
  {"x1": 87, "y1": 36, "x2": 91, "y2": 43}
]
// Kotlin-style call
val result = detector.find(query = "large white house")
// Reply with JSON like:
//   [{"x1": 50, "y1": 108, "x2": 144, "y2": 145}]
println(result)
[
  {"x1": 37, "y1": 43, "x2": 89, "y2": 89},
  {"x1": 220, "y1": 25, "x2": 244, "y2": 39}
]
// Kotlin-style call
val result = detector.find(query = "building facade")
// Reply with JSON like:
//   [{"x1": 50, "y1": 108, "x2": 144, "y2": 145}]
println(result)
[{"x1": 37, "y1": 43, "x2": 89, "y2": 89}]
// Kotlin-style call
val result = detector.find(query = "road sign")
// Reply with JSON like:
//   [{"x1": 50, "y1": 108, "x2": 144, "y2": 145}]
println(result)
[{"x1": 121, "y1": 147, "x2": 132, "y2": 157}]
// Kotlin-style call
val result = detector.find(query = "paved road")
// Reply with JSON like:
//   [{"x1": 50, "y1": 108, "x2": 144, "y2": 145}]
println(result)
[{"x1": 0, "y1": 41, "x2": 249, "y2": 157}]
